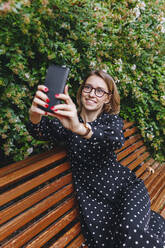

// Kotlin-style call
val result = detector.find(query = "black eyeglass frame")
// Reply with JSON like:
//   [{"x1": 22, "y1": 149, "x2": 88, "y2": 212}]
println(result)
[{"x1": 82, "y1": 85, "x2": 111, "y2": 98}]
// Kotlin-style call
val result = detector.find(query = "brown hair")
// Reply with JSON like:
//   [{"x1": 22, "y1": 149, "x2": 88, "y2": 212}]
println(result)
[{"x1": 76, "y1": 70, "x2": 120, "y2": 114}]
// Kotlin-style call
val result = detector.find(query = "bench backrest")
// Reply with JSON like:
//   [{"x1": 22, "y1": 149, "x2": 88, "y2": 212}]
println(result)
[{"x1": 0, "y1": 121, "x2": 164, "y2": 247}]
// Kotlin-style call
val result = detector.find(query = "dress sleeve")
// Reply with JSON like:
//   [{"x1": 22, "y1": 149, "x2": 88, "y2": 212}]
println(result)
[
  {"x1": 88, "y1": 114, "x2": 125, "y2": 151},
  {"x1": 26, "y1": 116, "x2": 67, "y2": 143}
]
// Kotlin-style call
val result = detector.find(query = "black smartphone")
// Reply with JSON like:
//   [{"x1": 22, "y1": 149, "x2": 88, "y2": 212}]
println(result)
[{"x1": 41, "y1": 64, "x2": 70, "y2": 113}]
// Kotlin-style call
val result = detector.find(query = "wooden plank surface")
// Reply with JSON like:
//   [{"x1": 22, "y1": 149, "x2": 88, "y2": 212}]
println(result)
[
  {"x1": 0, "y1": 162, "x2": 70, "y2": 207},
  {"x1": 0, "y1": 150, "x2": 66, "y2": 188},
  {"x1": 120, "y1": 148, "x2": 149, "y2": 167},
  {"x1": 0, "y1": 173, "x2": 72, "y2": 225},
  {"x1": 128, "y1": 152, "x2": 149, "y2": 172},
  {"x1": 151, "y1": 187, "x2": 165, "y2": 212},
  {"x1": 116, "y1": 134, "x2": 141, "y2": 153},
  {"x1": 160, "y1": 207, "x2": 165, "y2": 219},
  {"x1": 123, "y1": 121, "x2": 135, "y2": 130},
  {"x1": 25, "y1": 208, "x2": 79, "y2": 248},
  {"x1": 150, "y1": 176, "x2": 165, "y2": 203},
  {"x1": 2, "y1": 197, "x2": 76, "y2": 248},
  {"x1": 0, "y1": 120, "x2": 164, "y2": 248},
  {"x1": 50, "y1": 222, "x2": 81, "y2": 248},
  {"x1": 117, "y1": 140, "x2": 145, "y2": 161},
  {"x1": 67, "y1": 234, "x2": 87, "y2": 248},
  {"x1": 124, "y1": 127, "x2": 138, "y2": 138},
  {"x1": 0, "y1": 184, "x2": 74, "y2": 242},
  {"x1": 0, "y1": 149, "x2": 58, "y2": 177},
  {"x1": 135, "y1": 158, "x2": 154, "y2": 177}
]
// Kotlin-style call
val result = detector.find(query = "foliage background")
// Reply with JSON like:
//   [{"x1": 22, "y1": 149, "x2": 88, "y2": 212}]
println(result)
[{"x1": 0, "y1": 0, "x2": 165, "y2": 165}]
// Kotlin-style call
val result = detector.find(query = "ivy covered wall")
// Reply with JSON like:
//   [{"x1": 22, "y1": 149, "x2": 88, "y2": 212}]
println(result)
[{"x1": 0, "y1": 0, "x2": 164, "y2": 164}]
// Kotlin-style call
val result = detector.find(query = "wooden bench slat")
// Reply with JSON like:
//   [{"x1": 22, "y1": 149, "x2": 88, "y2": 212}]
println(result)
[
  {"x1": 151, "y1": 187, "x2": 165, "y2": 212},
  {"x1": 67, "y1": 233, "x2": 87, "y2": 248},
  {"x1": 50, "y1": 222, "x2": 81, "y2": 248},
  {"x1": 145, "y1": 161, "x2": 161, "y2": 174},
  {"x1": 150, "y1": 176, "x2": 165, "y2": 202},
  {"x1": 116, "y1": 134, "x2": 142, "y2": 153},
  {"x1": 124, "y1": 126, "x2": 138, "y2": 138},
  {"x1": 135, "y1": 158, "x2": 155, "y2": 177},
  {"x1": 2, "y1": 197, "x2": 76, "y2": 248},
  {"x1": 0, "y1": 162, "x2": 70, "y2": 206},
  {"x1": 0, "y1": 120, "x2": 164, "y2": 248},
  {"x1": 128, "y1": 152, "x2": 150, "y2": 173},
  {"x1": 144, "y1": 165, "x2": 162, "y2": 188},
  {"x1": 0, "y1": 149, "x2": 58, "y2": 178},
  {"x1": 0, "y1": 173, "x2": 72, "y2": 225},
  {"x1": 25, "y1": 208, "x2": 79, "y2": 248},
  {"x1": 138, "y1": 161, "x2": 160, "y2": 182},
  {"x1": 152, "y1": 162, "x2": 162, "y2": 170},
  {"x1": 0, "y1": 151, "x2": 66, "y2": 188},
  {"x1": 147, "y1": 167, "x2": 165, "y2": 193},
  {"x1": 0, "y1": 184, "x2": 74, "y2": 242},
  {"x1": 123, "y1": 121, "x2": 135, "y2": 130},
  {"x1": 120, "y1": 147, "x2": 149, "y2": 167},
  {"x1": 117, "y1": 140, "x2": 144, "y2": 161},
  {"x1": 160, "y1": 207, "x2": 165, "y2": 219}
]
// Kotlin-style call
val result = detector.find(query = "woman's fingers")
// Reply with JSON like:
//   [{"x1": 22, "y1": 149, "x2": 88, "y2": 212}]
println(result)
[
  {"x1": 64, "y1": 84, "x2": 69, "y2": 95},
  {"x1": 31, "y1": 84, "x2": 76, "y2": 119},
  {"x1": 51, "y1": 103, "x2": 72, "y2": 112},
  {"x1": 32, "y1": 85, "x2": 50, "y2": 111},
  {"x1": 35, "y1": 89, "x2": 49, "y2": 103},
  {"x1": 33, "y1": 97, "x2": 49, "y2": 109},
  {"x1": 51, "y1": 104, "x2": 74, "y2": 117},
  {"x1": 55, "y1": 94, "x2": 73, "y2": 105},
  {"x1": 51, "y1": 109, "x2": 74, "y2": 118},
  {"x1": 30, "y1": 85, "x2": 49, "y2": 116},
  {"x1": 30, "y1": 104, "x2": 47, "y2": 116},
  {"x1": 38, "y1": 85, "x2": 49, "y2": 93},
  {"x1": 55, "y1": 86, "x2": 73, "y2": 105}
]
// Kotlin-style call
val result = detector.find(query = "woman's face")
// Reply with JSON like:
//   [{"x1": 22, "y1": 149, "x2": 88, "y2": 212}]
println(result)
[{"x1": 81, "y1": 75, "x2": 110, "y2": 114}]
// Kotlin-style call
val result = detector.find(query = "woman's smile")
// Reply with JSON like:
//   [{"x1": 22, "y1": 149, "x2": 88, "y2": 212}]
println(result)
[
  {"x1": 81, "y1": 75, "x2": 110, "y2": 117},
  {"x1": 85, "y1": 98, "x2": 97, "y2": 105}
]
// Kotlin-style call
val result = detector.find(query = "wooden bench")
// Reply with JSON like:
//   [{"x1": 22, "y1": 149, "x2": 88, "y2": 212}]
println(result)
[{"x1": 0, "y1": 121, "x2": 164, "y2": 248}]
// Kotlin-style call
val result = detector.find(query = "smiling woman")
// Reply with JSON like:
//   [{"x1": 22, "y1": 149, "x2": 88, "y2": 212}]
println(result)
[
  {"x1": 77, "y1": 70, "x2": 120, "y2": 117},
  {"x1": 27, "y1": 70, "x2": 165, "y2": 248},
  {"x1": 80, "y1": 75, "x2": 111, "y2": 122}
]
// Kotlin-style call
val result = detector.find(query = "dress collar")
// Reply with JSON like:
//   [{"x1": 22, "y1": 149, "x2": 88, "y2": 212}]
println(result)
[{"x1": 78, "y1": 112, "x2": 105, "y2": 124}]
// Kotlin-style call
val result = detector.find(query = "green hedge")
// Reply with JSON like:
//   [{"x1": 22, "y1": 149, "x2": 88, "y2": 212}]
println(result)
[{"x1": 0, "y1": 0, "x2": 164, "y2": 164}]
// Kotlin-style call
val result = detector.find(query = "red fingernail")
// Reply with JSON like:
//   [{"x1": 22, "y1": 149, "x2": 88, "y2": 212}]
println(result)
[
  {"x1": 45, "y1": 104, "x2": 49, "y2": 108},
  {"x1": 54, "y1": 109, "x2": 58, "y2": 112},
  {"x1": 46, "y1": 99, "x2": 50, "y2": 103},
  {"x1": 44, "y1": 87, "x2": 48, "y2": 92},
  {"x1": 45, "y1": 112, "x2": 47, "y2": 115},
  {"x1": 50, "y1": 106, "x2": 54, "y2": 110},
  {"x1": 55, "y1": 94, "x2": 59, "y2": 97}
]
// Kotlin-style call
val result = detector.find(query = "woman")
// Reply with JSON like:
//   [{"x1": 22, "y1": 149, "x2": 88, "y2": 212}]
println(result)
[{"x1": 27, "y1": 70, "x2": 165, "y2": 247}]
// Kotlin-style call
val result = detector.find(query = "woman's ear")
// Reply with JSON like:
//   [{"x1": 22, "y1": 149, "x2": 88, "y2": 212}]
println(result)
[{"x1": 104, "y1": 94, "x2": 111, "y2": 104}]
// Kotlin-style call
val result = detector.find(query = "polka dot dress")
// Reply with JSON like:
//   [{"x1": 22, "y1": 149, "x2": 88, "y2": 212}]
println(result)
[{"x1": 27, "y1": 112, "x2": 165, "y2": 248}]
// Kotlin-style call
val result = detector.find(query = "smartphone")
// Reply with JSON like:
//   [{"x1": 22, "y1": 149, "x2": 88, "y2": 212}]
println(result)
[{"x1": 41, "y1": 64, "x2": 70, "y2": 113}]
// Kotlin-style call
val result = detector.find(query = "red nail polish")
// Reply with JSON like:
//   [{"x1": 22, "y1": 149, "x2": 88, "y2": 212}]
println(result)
[
  {"x1": 55, "y1": 94, "x2": 59, "y2": 97},
  {"x1": 44, "y1": 87, "x2": 48, "y2": 92},
  {"x1": 54, "y1": 109, "x2": 58, "y2": 112},
  {"x1": 45, "y1": 104, "x2": 49, "y2": 108},
  {"x1": 46, "y1": 99, "x2": 50, "y2": 103},
  {"x1": 50, "y1": 106, "x2": 54, "y2": 110},
  {"x1": 45, "y1": 112, "x2": 47, "y2": 115}
]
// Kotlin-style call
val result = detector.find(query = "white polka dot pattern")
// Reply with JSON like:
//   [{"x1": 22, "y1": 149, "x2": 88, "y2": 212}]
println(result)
[{"x1": 27, "y1": 112, "x2": 165, "y2": 248}]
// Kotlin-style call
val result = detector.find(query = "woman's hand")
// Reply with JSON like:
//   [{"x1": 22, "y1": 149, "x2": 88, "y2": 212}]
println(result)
[
  {"x1": 50, "y1": 85, "x2": 83, "y2": 133},
  {"x1": 29, "y1": 85, "x2": 50, "y2": 124}
]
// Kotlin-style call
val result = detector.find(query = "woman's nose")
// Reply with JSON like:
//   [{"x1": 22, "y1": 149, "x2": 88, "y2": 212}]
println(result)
[{"x1": 89, "y1": 88, "x2": 95, "y2": 97}]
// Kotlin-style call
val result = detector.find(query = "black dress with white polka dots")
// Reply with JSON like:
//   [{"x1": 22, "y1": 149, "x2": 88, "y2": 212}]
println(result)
[{"x1": 27, "y1": 112, "x2": 165, "y2": 248}]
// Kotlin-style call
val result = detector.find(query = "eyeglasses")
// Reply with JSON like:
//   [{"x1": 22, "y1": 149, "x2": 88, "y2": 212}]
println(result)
[{"x1": 82, "y1": 85, "x2": 111, "y2": 98}]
